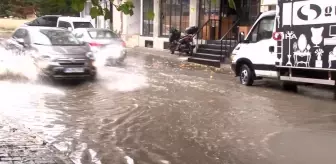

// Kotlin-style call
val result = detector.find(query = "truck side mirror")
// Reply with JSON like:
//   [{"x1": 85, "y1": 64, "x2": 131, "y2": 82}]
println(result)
[
  {"x1": 269, "y1": 46, "x2": 275, "y2": 53},
  {"x1": 238, "y1": 32, "x2": 245, "y2": 43}
]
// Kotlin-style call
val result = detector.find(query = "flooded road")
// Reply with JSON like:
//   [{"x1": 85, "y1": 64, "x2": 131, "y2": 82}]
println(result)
[{"x1": 0, "y1": 51, "x2": 336, "y2": 164}]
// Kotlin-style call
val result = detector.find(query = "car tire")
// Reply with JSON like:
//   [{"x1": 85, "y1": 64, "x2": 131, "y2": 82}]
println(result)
[
  {"x1": 88, "y1": 74, "x2": 97, "y2": 82},
  {"x1": 239, "y1": 64, "x2": 254, "y2": 86}
]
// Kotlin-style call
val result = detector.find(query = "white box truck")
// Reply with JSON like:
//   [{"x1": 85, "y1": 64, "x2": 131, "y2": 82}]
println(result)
[{"x1": 231, "y1": 0, "x2": 336, "y2": 99}]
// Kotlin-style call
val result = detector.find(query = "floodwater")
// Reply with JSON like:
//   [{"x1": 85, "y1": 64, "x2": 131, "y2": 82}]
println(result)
[{"x1": 0, "y1": 47, "x2": 336, "y2": 164}]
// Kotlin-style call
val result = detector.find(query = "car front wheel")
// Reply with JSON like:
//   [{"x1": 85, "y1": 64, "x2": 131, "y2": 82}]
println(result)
[{"x1": 239, "y1": 64, "x2": 254, "y2": 86}]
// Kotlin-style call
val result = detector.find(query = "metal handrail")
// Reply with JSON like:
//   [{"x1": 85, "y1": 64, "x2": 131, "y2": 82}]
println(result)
[
  {"x1": 220, "y1": 18, "x2": 241, "y2": 62},
  {"x1": 193, "y1": 19, "x2": 211, "y2": 53},
  {"x1": 220, "y1": 18, "x2": 241, "y2": 41},
  {"x1": 193, "y1": 19, "x2": 211, "y2": 38}
]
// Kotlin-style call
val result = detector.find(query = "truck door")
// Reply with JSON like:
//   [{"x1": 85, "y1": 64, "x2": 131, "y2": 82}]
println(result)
[{"x1": 241, "y1": 15, "x2": 277, "y2": 77}]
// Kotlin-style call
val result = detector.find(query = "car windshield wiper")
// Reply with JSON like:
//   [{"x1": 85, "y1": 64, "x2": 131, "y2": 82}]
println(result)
[
  {"x1": 52, "y1": 44, "x2": 81, "y2": 46},
  {"x1": 34, "y1": 43, "x2": 47, "y2": 45}
]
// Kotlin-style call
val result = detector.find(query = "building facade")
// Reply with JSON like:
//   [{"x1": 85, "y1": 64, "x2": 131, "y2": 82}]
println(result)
[{"x1": 81, "y1": 0, "x2": 277, "y2": 50}]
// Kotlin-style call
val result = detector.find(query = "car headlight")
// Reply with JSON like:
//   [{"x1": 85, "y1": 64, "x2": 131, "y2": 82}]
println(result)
[
  {"x1": 86, "y1": 52, "x2": 95, "y2": 60},
  {"x1": 37, "y1": 55, "x2": 60, "y2": 67},
  {"x1": 230, "y1": 54, "x2": 236, "y2": 62}
]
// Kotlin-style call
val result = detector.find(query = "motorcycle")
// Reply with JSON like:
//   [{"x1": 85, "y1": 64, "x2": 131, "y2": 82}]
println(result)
[{"x1": 169, "y1": 26, "x2": 198, "y2": 55}]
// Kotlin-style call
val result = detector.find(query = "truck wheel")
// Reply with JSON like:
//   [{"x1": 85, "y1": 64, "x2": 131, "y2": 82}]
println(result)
[
  {"x1": 282, "y1": 82, "x2": 298, "y2": 92},
  {"x1": 239, "y1": 64, "x2": 254, "y2": 86}
]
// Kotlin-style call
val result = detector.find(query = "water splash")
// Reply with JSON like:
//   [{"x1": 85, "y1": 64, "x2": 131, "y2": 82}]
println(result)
[
  {"x1": 94, "y1": 51, "x2": 149, "y2": 92},
  {"x1": 0, "y1": 47, "x2": 38, "y2": 82}
]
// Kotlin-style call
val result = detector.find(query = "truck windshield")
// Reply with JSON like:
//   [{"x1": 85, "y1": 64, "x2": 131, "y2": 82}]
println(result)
[
  {"x1": 32, "y1": 29, "x2": 82, "y2": 46},
  {"x1": 88, "y1": 30, "x2": 119, "y2": 39},
  {"x1": 73, "y1": 22, "x2": 93, "y2": 29}
]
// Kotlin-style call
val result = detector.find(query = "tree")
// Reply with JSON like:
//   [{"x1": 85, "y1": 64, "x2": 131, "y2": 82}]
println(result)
[
  {"x1": 62, "y1": 0, "x2": 155, "y2": 20},
  {"x1": 0, "y1": 1, "x2": 10, "y2": 17},
  {"x1": 38, "y1": 0, "x2": 78, "y2": 16},
  {"x1": 65, "y1": 0, "x2": 137, "y2": 20}
]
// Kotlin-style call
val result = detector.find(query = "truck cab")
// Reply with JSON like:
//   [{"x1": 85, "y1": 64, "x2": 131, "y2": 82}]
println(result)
[
  {"x1": 231, "y1": 0, "x2": 336, "y2": 99},
  {"x1": 231, "y1": 11, "x2": 278, "y2": 85},
  {"x1": 56, "y1": 17, "x2": 94, "y2": 31}
]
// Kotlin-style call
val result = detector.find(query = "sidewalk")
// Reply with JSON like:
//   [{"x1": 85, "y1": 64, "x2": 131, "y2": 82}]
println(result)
[
  {"x1": 127, "y1": 47, "x2": 233, "y2": 74},
  {"x1": 0, "y1": 116, "x2": 73, "y2": 164},
  {"x1": 0, "y1": 31, "x2": 12, "y2": 39}
]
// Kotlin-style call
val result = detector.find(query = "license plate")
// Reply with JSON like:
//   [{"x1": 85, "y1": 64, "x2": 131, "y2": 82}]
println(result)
[{"x1": 64, "y1": 68, "x2": 84, "y2": 73}]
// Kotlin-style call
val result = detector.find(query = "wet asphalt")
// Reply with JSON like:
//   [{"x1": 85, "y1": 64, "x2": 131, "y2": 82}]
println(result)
[{"x1": 0, "y1": 52, "x2": 336, "y2": 164}]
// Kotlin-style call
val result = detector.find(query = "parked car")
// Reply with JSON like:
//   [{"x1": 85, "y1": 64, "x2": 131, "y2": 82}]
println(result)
[
  {"x1": 24, "y1": 15, "x2": 94, "y2": 31},
  {"x1": 72, "y1": 28, "x2": 127, "y2": 66},
  {"x1": 4, "y1": 26, "x2": 97, "y2": 80}
]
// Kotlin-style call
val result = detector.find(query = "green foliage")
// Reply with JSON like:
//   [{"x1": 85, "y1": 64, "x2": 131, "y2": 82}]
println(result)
[
  {"x1": 69, "y1": 0, "x2": 135, "y2": 20},
  {"x1": 228, "y1": 0, "x2": 236, "y2": 10},
  {"x1": 146, "y1": 11, "x2": 155, "y2": 20},
  {"x1": 115, "y1": 0, "x2": 134, "y2": 16},
  {"x1": 71, "y1": 0, "x2": 86, "y2": 12},
  {"x1": 39, "y1": 0, "x2": 78, "y2": 16},
  {"x1": 0, "y1": 1, "x2": 10, "y2": 17},
  {"x1": 0, "y1": 0, "x2": 79, "y2": 18},
  {"x1": 0, "y1": 0, "x2": 135, "y2": 20}
]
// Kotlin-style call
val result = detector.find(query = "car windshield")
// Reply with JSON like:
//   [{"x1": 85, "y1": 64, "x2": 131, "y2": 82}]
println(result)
[
  {"x1": 88, "y1": 30, "x2": 119, "y2": 39},
  {"x1": 73, "y1": 22, "x2": 93, "y2": 29},
  {"x1": 32, "y1": 29, "x2": 82, "y2": 46}
]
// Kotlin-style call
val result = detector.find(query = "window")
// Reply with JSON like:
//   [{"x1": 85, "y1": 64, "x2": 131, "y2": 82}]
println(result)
[
  {"x1": 73, "y1": 22, "x2": 94, "y2": 29},
  {"x1": 32, "y1": 29, "x2": 81, "y2": 46},
  {"x1": 247, "y1": 16, "x2": 275, "y2": 43},
  {"x1": 58, "y1": 21, "x2": 72, "y2": 28},
  {"x1": 142, "y1": 0, "x2": 154, "y2": 36},
  {"x1": 160, "y1": 0, "x2": 190, "y2": 36},
  {"x1": 46, "y1": 17, "x2": 58, "y2": 27},
  {"x1": 28, "y1": 16, "x2": 58, "y2": 27}
]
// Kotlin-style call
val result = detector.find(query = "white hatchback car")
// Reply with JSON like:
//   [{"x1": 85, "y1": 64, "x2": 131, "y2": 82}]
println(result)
[{"x1": 72, "y1": 28, "x2": 127, "y2": 66}]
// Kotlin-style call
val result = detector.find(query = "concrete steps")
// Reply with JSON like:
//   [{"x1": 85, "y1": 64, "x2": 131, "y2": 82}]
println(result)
[{"x1": 188, "y1": 39, "x2": 237, "y2": 68}]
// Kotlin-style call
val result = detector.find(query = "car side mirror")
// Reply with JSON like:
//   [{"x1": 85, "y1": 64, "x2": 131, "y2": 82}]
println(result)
[
  {"x1": 269, "y1": 46, "x2": 275, "y2": 53},
  {"x1": 238, "y1": 32, "x2": 246, "y2": 43},
  {"x1": 16, "y1": 38, "x2": 25, "y2": 45}
]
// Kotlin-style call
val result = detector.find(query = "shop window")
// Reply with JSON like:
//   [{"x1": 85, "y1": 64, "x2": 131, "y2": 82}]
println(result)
[
  {"x1": 143, "y1": 0, "x2": 154, "y2": 36},
  {"x1": 145, "y1": 40, "x2": 153, "y2": 48},
  {"x1": 160, "y1": 0, "x2": 190, "y2": 36}
]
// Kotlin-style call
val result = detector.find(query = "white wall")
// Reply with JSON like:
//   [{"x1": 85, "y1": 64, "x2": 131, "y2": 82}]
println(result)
[
  {"x1": 126, "y1": 0, "x2": 141, "y2": 35},
  {"x1": 189, "y1": 0, "x2": 198, "y2": 27},
  {"x1": 112, "y1": 6, "x2": 121, "y2": 32}
]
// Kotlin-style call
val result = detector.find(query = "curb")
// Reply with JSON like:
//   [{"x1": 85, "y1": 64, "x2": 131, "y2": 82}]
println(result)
[
  {"x1": 127, "y1": 47, "x2": 233, "y2": 74},
  {"x1": 127, "y1": 47, "x2": 188, "y2": 62}
]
